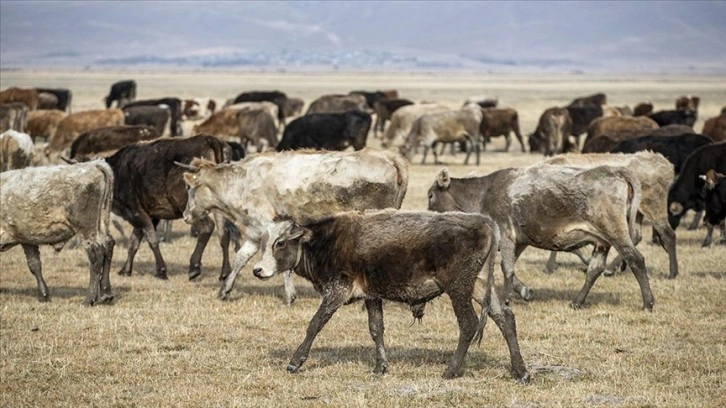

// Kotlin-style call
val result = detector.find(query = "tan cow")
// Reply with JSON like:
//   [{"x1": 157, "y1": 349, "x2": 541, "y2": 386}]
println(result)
[
  {"x1": 381, "y1": 103, "x2": 449, "y2": 149},
  {"x1": 27, "y1": 110, "x2": 66, "y2": 141},
  {"x1": 0, "y1": 87, "x2": 39, "y2": 111},
  {"x1": 179, "y1": 148, "x2": 409, "y2": 305},
  {"x1": 48, "y1": 109, "x2": 125, "y2": 158}
]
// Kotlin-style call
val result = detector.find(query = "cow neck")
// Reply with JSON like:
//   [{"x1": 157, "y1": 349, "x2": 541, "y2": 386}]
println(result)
[
  {"x1": 203, "y1": 165, "x2": 239, "y2": 220},
  {"x1": 450, "y1": 176, "x2": 492, "y2": 213}
]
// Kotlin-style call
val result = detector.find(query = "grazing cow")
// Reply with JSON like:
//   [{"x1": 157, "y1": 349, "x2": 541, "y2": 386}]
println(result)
[
  {"x1": 633, "y1": 102, "x2": 654, "y2": 117},
  {"x1": 648, "y1": 109, "x2": 697, "y2": 128},
  {"x1": 480, "y1": 108, "x2": 525, "y2": 152},
  {"x1": 611, "y1": 133, "x2": 713, "y2": 173},
  {"x1": 568, "y1": 93, "x2": 607, "y2": 107},
  {"x1": 232, "y1": 91, "x2": 287, "y2": 125},
  {"x1": 380, "y1": 103, "x2": 449, "y2": 149},
  {"x1": 225, "y1": 101, "x2": 281, "y2": 128},
  {"x1": 104, "y1": 80, "x2": 136, "y2": 109},
  {"x1": 372, "y1": 98, "x2": 414, "y2": 136},
  {"x1": 702, "y1": 112, "x2": 726, "y2": 142},
  {"x1": 48, "y1": 109, "x2": 125, "y2": 158},
  {"x1": 193, "y1": 109, "x2": 241, "y2": 139},
  {"x1": 529, "y1": 107, "x2": 572, "y2": 156},
  {"x1": 277, "y1": 111, "x2": 371, "y2": 152},
  {"x1": 566, "y1": 105, "x2": 603, "y2": 148},
  {"x1": 106, "y1": 134, "x2": 228, "y2": 280},
  {"x1": 701, "y1": 170, "x2": 726, "y2": 245},
  {"x1": 0, "y1": 102, "x2": 29, "y2": 133},
  {"x1": 238, "y1": 108, "x2": 278, "y2": 152},
  {"x1": 0, "y1": 161, "x2": 115, "y2": 305},
  {"x1": 123, "y1": 105, "x2": 170, "y2": 136},
  {"x1": 26, "y1": 110, "x2": 65, "y2": 142},
  {"x1": 251, "y1": 210, "x2": 530, "y2": 381},
  {"x1": 0, "y1": 130, "x2": 35, "y2": 172},
  {"x1": 585, "y1": 124, "x2": 697, "y2": 155},
  {"x1": 543, "y1": 152, "x2": 678, "y2": 279},
  {"x1": 306, "y1": 94, "x2": 369, "y2": 115},
  {"x1": 401, "y1": 107, "x2": 483, "y2": 165},
  {"x1": 0, "y1": 87, "x2": 39, "y2": 111},
  {"x1": 179, "y1": 148, "x2": 409, "y2": 305},
  {"x1": 123, "y1": 98, "x2": 183, "y2": 137},
  {"x1": 349, "y1": 90, "x2": 387, "y2": 110},
  {"x1": 69, "y1": 125, "x2": 160, "y2": 161},
  {"x1": 428, "y1": 164, "x2": 654, "y2": 311},
  {"x1": 282, "y1": 97, "x2": 304, "y2": 119},
  {"x1": 37, "y1": 92, "x2": 59, "y2": 110},
  {"x1": 667, "y1": 142, "x2": 726, "y2": 246},
  {"x1": 182, "y1": 98, "x2": 216, "y2": 120},
  {"x1": 463, "y1": 96, "x2": 498, "y2": 109},
  {"x1": 35, "y1": 88, "x2": 73, "y2": 112},
  {"x1": 581, "y1": 116, "x2": 659, "y2": 152}
]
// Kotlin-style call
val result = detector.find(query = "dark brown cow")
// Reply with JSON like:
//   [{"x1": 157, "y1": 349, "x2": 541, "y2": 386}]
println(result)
[
  {"x1": 581, "y1": 116, "x2": 659, "y2": 152},
  {"x1": 480, "y1": 108, "x2": 525, "y2": 152},
  {"x1": 0, "y1": 87, "x2": 39, "y2": 111},
  {"x1": 69, "y1": 125, "x2": 161, "y2": 161},
  {"x1": 702, "y1": 112, "x2": 726, "y2": 142},
  {"x1": 633, "y1": 102, "x2": 654, "y2": 117},
  {"x1": 252, "y1": 210, "x2": 529, "y2": 381},
  {"x1": 568, "y1": 93, "x2": 607, "y2": 107},
  {"x1": 675, "y1": 95, "x2": 700, "y2": 112},
  {"x1": 372, "y1": 98, "x2": 414, "y2": 136},
  {"x1": 528, "y1": 107, "x2": 572, "y2": 156},
  {"x1": 428, "y1": 164, "x2": 654, "y2": 311},
  {"x1": 105, "y1": 135, "x2": 227, "y2": 280}
]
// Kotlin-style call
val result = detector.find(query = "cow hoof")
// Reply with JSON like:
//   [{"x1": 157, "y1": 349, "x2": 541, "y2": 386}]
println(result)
[
  {"x1": 99, "y1": 294, "x2": 115, "y2": 304},
  {"x1": 118, "y1": 270, "x2": 131, "y2": 277},
  {"x1": 516, "y1": 371, "x2": 531, "y2": 384},
  {"x1": 154, "y1": 273, "x2": 168, "y2": 280},
  {"x1": 38, "y1": 296, "x2": 50, "y2": 303},
  {"x1": 519, "y1": 287, "x2": 532, "y2": 301},
  {"x1": 189, "y1": 268, "x2": 202, "y2": 281},
  {"x1": 218, "y1": 290, "x2": 230, "y2": 301},
  {"x1": 82, "y1": 299, "x2": 94, "y2": 307},
  {"x1": 284, "y1": 295, "x2": 297, "y2": 307},
  {"x1": 442, "y1": 369, "x2": 462, "y2": 379},
  {"x1": 287, "y1": 364, "x2": 300, "y2": 373},
  {"x1": 570, "y1": 302, "x2": 584, "y2": 310},
  {"x1": 603, "y1": 269, "x2": 615, "y2": 277}
]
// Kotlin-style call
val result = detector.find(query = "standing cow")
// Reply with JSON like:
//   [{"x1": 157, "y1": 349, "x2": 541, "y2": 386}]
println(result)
[
  {"x1": 306, "y1": 94, "x2": 369, "y2": 115},
  {"x1": 480, "y1": 107, "x2": 525, "y2": 152},
  {"x1": 529, "y1": 107, "x2": 573, "y2": 156},
  {"x1": 104, "y1": 80, "x2": 136, "y2": 109},
  {"x1": 123, "y1": 98, "x2": 183, "y2": 137},
  {"x1": 277, "y1": 111, "x2": 371, "y2": 152},
  {"x1": 35, "y1": 88, "x2": 73, "y2": 112},
  {"x1": 123, "y1": 105, "x2": 170, "y2": 137},
  {"x1": 179, "y1": 149, "x2": 409, "y2": 305},
  {"x1": 251, "y1": 210, "x2": 529, "y2": 381},
  {"x1": 0, "y1": 161, "x2": 115, "y2": 305},
  {"x1": 428, "y1": 164, "x2": 654, "y2": 311}
]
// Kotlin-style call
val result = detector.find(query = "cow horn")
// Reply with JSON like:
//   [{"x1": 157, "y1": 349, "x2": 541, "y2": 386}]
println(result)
[
  {"x1": 174, "y1": 161, "x2": 199, "y2": 172},
  {"x1": 60, "y1": 156, "x2": 77, "y2": 165},
  {"x1": 669, "y1": 202, "x2": 683, "y2": 215}
]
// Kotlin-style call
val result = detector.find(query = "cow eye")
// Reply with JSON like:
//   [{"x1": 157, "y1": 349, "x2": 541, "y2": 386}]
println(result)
[{"x1": 274, "y1": 240, "x2": 286, "y2": 250}]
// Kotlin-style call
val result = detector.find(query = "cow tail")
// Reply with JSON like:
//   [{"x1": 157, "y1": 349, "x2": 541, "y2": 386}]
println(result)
[
  {"x1": 623, "y1": 169, "x2": 642, "y2": 244},
  {"x1": 388, "y1": 150, "x2": 409, "y2": 208},
  {"x1": 93, "y1": 161, "x2": 116, "y2": 244},
  {"x1": 472, "y1": 218, "x2": 500, "y2": 347}
]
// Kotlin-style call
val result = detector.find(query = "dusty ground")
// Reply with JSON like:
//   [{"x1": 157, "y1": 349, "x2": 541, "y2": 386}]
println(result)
[{"x1": 1, "y1": 70, "x2": 725, "y2": 407}]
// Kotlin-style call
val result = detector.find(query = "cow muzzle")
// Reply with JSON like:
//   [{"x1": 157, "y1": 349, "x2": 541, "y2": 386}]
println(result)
[{"x1": 252, "y1": 267, "x2": 274, "y2": 280}]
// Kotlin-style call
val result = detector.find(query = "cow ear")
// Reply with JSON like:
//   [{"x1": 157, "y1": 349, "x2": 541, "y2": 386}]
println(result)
[
  {"x1": 287, "y1": 223, "x2": 310, "y2": 242},
  {"x1": 437, "y1": 168, "x2": 451, "y2": 189},
  {"x1": 702, "y1": 170, "x2": 717, "y2": 190},
  {"x1": 183, "y1": 172, "x2": 200, "y2": 188}
]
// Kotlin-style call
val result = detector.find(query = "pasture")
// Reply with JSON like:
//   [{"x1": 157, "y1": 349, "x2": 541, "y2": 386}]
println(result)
[{"x1": 1, "y1": 70, "x2": 725, "y2": 407}]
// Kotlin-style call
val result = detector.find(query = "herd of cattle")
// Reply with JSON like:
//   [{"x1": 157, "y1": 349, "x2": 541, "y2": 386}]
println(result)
[{"x1": 1, "y1": 79, "x2": 725, "y2": 381}]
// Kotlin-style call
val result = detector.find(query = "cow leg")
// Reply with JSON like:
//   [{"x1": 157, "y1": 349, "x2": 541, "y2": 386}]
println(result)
[
  {"x1": 653, "y1": 222, "x2": 678, "y2": 279},
  {"x1": 544, "y1": 251, "x2": 558, "y2": 274},
  {"x1": 365, "y1": 298, "x2": 388, "y2": 374},
  {"x1": 217, "y1": 216, "x2": 233, "y2": 281},
  {"x1": 421, "y1": 145, "x2": 429, "y2": 165},
  {"x1": 571, "y1": 245, "x2": 608, "y2": 309},
  {"x1": 288, "y1": 288, "x2": 348, "y2": 373},
  {"x1": 140, "y1": 222, "x2": 169, "y2": 280},
  {"x1": 617, "y1": 244, "x2": 654, "y2": 311},
  {"x1": 119, "y1": 227, "x2": 144, "y2": 276},
  {"x1": 219, "y1": 240, "x2": 259, "y2": 300},
  {"x1": 500, "y1": 241, "x2": 531, "y2": 302},
  {"x1": 504, "y1": 133, "x2": 512, "y2": 152},
  {"x1": 99, "y1": 237, "x2": 115, "y2": 303},
  {"x1": 22, "y1": 244, "x2": 49, "y2": 302},
  {"x1": 514, "y1": 128, "x2": 526, "y2": 152},
  {"x1": 687, "y1": 210, "x2": 703, "y2": 230},
  {"x1": 82, "y1": 243, "x2": 104, "y2": 306},
  {"x1": 701, "y1": 223, "x2": 715, "y2": 247},
  {"x1": 488, "y1": 289, "x2": 530, "y2": 383},
  {"x1": 188, "y1": 216, "x2": 214, "y2": 281},
  {"x1": 443, "y1": 286, "x2": 479, "y2": 379}
]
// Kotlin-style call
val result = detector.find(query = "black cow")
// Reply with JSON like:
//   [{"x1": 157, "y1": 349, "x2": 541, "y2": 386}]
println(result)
[
  {"x1": 251, "y1": 211, "x2": 529, "y2": 381},
  {"x1": 105, "y1": 80, "x2": 136, "y2": 109},
  {"x1": 701, "y1": 170, "x2": 726, "y2": 246},
  {"x1": 648, "y1": 109, "x2": 697, "y2": 128},
  {"x1": 667, "y1": 142, "x2": 726, "y2": 246},
  {"x1": 232, "y1": 91, "x2": 287, "y2": 124},
  {"x1": 566, "y1": 105, "x2": 603, "y2": 147},
  {"x1": 276, "y1": 111, "x2": 372, "y2": 152},
  {"x1": 105, "y1": 134, "x2": 228, "y2": 280},
  {"x1": 123, "y1": 105, "x2": 170, "y2": 137},
  {"x1": 611, "y1": 133, "x2": 713, "y2": 174},
  {"x1": 123, "y1": 98, "x2": 183, "y2": 137},
  {"x1": 35, "y1": 88, "x2": 73, "y2": 112}
]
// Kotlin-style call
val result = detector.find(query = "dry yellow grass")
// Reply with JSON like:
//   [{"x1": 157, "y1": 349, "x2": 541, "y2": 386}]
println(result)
[{"x1": 1, "y1": 70, "x2": 725, "y2": 407}]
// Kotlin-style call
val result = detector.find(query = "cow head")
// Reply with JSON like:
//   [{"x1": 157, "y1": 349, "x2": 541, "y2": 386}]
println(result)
[
  {"x1": 177, "y1": 158, "x2": 217, "y2": 224},
  {"x1": 252, "y1": 218, "x2": 311, "y2": 280},
  {"x1": 345, "y1": 111, "x2": 372, "y2": 150},
  {"x1": 427, "y1": 168, "x2": 457, "y2": 212}
]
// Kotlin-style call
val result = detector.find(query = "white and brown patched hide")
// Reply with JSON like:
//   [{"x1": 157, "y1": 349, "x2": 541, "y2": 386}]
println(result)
[{"x1": 0, "y1": 130, "x2": 35, "y2": 172}]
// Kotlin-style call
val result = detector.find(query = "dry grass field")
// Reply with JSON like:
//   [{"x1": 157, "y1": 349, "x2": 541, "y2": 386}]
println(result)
[{"x1": 1, "y1": 70, "x2": 725, "y2": 407}]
